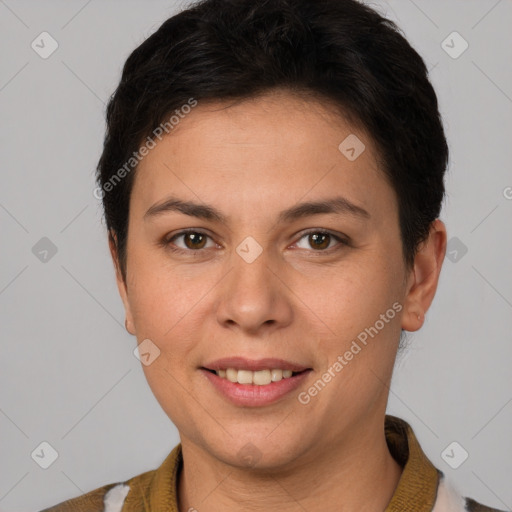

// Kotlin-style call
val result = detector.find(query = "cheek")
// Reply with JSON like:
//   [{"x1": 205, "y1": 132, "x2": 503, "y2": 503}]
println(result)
[
  {"x1": 302, "y1": 258, "x2": 402, "y2": 336},
  {"x1": 126, "y1": 264, "x2": 208, "y2": 395},
  {"x1": 127, "y1": 246, "x2": 206, "y2": 334},
  {"x1": 140, "y1": 362, "x2": 196, "y2": 436},
  {"x1": 308, "y1": 255, "x2": 404, "y2": 384}
]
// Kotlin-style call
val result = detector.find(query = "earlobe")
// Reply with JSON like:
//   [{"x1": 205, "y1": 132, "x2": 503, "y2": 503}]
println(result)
[
  {"x1": 109, "y1": 230, "x2": 136, "y2": 336},
  {"x1": 124, "y1": 317, "x2": 135, "y2": 335},
  {"x1": 401, "y1": 220, "x2": 447, "y2": 332}
]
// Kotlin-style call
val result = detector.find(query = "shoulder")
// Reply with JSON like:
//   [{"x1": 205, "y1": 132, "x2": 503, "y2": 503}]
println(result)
[
  {"x1": 38, "y1": 471, "x2": 152, "y2": 512},
  {"x1": 384, "y1": 415, "x2": 505, "y2": 512},
  {"x1": 39, "y1": 482, "x2": 126, "y2": 512},
  {"x1": 433, "y1": 475, "x2": 507, "y2": 512},
  {"x1": 38, "y1": 444, "x2": 182, "y2": 512}
]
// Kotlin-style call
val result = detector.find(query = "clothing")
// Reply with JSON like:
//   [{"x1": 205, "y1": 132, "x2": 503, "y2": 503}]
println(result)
[{"x1": 40, "y1": 416, "x2": 504, "y2": 512}]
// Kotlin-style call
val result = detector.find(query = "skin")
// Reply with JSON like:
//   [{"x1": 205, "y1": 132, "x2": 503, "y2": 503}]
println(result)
[{"x1": 110, "y1": 89, "x2": 447, "y2": 511}]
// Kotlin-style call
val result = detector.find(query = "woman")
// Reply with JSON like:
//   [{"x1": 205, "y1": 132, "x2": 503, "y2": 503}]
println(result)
[{"x1": 42, "y1": 0, "x2": 504, "y2": 510}]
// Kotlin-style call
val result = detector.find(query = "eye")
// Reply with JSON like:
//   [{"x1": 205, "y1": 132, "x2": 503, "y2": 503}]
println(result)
[
  {"x1": 294, "y1": 230, "x2": 348, "y2": 251},
  {"x1": 162, "y1": 228, "x2": 349, "y2": 255},
  {"x1": 165, "y1": 229, "x2": 217, "y2": 252}
]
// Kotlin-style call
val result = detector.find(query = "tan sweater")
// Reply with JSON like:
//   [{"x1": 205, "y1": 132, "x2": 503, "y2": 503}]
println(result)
[{"x1": 40, "y1": 416, "x2": 504, "y2": 512}]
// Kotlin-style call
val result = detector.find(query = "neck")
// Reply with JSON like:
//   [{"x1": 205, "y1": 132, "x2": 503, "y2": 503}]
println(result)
[{"x1": 177, "y1": 417, "x2": 402, "y2": 512}]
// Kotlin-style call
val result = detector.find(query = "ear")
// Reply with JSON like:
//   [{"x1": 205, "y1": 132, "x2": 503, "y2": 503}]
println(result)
[
  {"x1": 109, "y1": 230, "x2": 136, "y2": 335},
  {"x1": 402, "y1": 219, "x2": 447, "y2": 331}
]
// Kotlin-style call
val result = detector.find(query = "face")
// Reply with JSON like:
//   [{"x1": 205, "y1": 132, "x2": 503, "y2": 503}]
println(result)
[{"x1": 112, "y1": 90, "x2": 439, "y2": 469}]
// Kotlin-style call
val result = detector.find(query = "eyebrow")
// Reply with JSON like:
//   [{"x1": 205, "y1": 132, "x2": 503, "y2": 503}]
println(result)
[{"x1": 144, "y1": 195, "x2": 370, "y2": 223}]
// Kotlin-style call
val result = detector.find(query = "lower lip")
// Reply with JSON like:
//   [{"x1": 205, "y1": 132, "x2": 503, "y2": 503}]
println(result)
[{"x1": 201, "y1": 369, "x2": 312, "y2": 407}]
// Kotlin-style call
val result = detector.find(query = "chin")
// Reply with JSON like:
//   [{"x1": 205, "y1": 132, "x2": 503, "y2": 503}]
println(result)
[{"x1": 200, "y1": 428, "x2": 311, "y2": 472}]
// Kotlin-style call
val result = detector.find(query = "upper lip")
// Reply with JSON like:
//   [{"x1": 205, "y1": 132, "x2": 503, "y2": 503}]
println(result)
[{"x1": 202, "y1": 357, "x2": 311, "y2": 372}]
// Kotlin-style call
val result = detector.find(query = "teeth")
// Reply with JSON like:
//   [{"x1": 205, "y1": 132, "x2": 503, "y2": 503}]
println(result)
[
  {"x1": 271, "y1": 369, "x2": 282, "y2": 381},
  {"x1": 253, "y1": 370, "x2": 271, "y2": 385},
  {"x1": 237, "y1": 370, "x2": 253, "y2": 384},
  {"x1": 215, "y1": 368, "x2": 297, "y2": 385},
  {"x1": 226, "y1": 368, "x2": 238, "y2": 383}
]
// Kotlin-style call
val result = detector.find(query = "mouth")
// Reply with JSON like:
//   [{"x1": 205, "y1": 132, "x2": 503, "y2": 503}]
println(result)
[
  {"x1": 202, "y1": 367, "x2": 309, "y2": 385},
  {"x1": 200, "y1": 357, "x2": 313, "y2": 406}
]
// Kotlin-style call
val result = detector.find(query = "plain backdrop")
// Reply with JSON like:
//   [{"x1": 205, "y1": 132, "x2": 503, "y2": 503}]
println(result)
[{"x1": 0, "y1": 1, "x2": 511, "y2": 511}]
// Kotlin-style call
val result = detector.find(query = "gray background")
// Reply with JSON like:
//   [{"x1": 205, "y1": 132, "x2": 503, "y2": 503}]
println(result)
[{"x1": 0, "y1": 1, "x2": 511, "y2": 510}]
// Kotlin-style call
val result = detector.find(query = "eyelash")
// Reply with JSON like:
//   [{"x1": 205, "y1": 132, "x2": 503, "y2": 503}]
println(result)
[{"x1": 162, "y1": 228, "x2": 350, "y2": 256}]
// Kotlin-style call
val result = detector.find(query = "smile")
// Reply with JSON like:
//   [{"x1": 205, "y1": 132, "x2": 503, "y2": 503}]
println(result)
[
  {"x1": 212, "y1": 368, "x2": 302, "y2": 385},
  {"x1": 201, "y1": 358, "x2": 312, "y2": 406}
]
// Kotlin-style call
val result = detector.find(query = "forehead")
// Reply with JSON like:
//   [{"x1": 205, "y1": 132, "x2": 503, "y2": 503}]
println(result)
[
  {"x1": 161, "y1": 91, "x2": 366, "y2": 155},
  {"x1": 131, "y1": 91, "x2": 392, "y2": 220}
]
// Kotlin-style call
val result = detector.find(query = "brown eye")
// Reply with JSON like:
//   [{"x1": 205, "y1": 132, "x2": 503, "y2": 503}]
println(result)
[
  {"x1": 165, "y1": 230, "x2": 216, "y2": 253},
  {"x1": 308, "y1": 232, "x2": 331, "y2": 250},
  {"x1": 182, "y1": 232, "x2": 207, "y2": 249},
  {"x1": 294, "y1": 230, "x2": 348, "y2": 252}
]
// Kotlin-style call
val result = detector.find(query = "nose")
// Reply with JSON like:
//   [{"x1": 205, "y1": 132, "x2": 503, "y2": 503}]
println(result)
[{"x1": 215, "y1": 244, "x2": 294, "y2": 336}]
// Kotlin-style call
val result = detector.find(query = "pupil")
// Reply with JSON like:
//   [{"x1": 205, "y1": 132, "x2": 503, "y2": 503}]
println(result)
[
  {"x1": 187, "y1": 233, "x2": 204, "y2": 248},
  {"x1": 310, "y1": 233, "x2": 329, "y2": 249}
]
